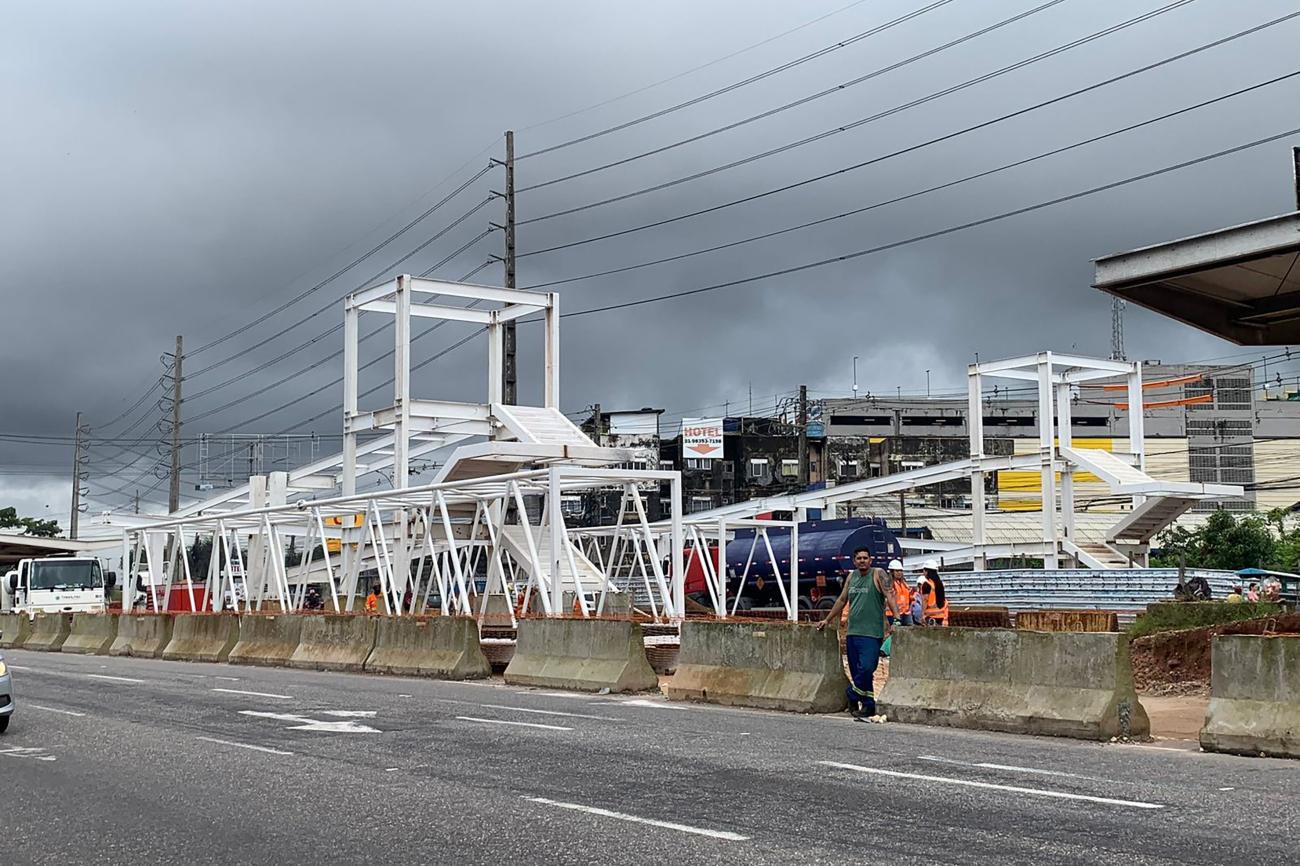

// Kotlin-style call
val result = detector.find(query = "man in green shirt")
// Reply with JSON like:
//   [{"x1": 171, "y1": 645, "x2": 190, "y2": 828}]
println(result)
[{"x1": 818, "y1": 547, "x2": 897, "y2": 718}]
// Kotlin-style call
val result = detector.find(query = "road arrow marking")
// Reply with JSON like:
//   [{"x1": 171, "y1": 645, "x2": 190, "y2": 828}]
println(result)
[{"x1": 239, "y1": 710, "x2": 380, "y2": 733}]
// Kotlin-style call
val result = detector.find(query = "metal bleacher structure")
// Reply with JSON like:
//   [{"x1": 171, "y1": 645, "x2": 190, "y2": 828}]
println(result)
[
  {"x1": 95, "y1": 277, "x2": 685, "y2": 623},
  {"x1": 91, "y1": 278, "x2": 1243, "y2": 625}
]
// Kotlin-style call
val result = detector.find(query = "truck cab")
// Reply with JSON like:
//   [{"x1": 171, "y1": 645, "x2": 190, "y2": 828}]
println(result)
[{"x1": 3, "y1": 556, "x2": 112, "y2": 617}]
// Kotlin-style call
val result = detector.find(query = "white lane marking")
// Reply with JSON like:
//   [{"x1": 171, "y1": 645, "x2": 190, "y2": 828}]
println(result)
[
  {"x1": 480, "y1": 704, "x2": 624, "y2": 722},
  {"x1": 456, "y1": 716, "x2": 572, "y2": 732},
  {"x1": 7, "y1": 664, "x2": 35, "y2": 671},
  {"x1": 1120, "y1": 744, "x2": 1196, "y2": 753},
  {"x1": 917, "y1": 755, "x2": 1110, "y2": 783},
  {"x1": 212, "y1": 688, "x2": 293, "y2": 700},
  {"x1": 593, "y1": 698, "x2": 687, "y2": 710},
  {"x1": 196, "y1": 736, "x2": 294, "y2": 756},
  {"x1": 1219, "y1": 787, "x2": 1235, "y2": 791},
  {"x1": 525, "y1": 796, "x2": 748, "y2": 841},
  {"x1": 819, "y1": 761, "x2": 1165, "y2": 810},
  {"x1": 517, "y1": 690, "x2": 595, "y2": 700},
  {"x1": 239, "y1": 710, "x2": 380, "y2": 733},
  {"x1": 321, "y1": 710, "x2": 377, "y2": 718},
  {"x1": 25, "y1": 704, "x2": 87, "y2": 717},
  {"x1": 0, "y1": 746, "x2": 56, "y2": 762},
  {"x1": 86, "y1": 674, "x2": 145, "y2": 684},
  {"x1": 398, "y1": 694, "x2": 412, "y2": 698},
  {"x1": 214, "y1": 676, "x2": 241, "y2": 681}
]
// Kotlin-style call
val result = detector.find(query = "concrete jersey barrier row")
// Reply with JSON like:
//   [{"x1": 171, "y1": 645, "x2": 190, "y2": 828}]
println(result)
[
  {"x1": 23, "y1": 614, "x2": 72, "y2": 651},
  {"x1": 229, "y1": 615, "x2": 305, "y2": 667},
  {"x1": 288, "y1": 615, "x2": 377, "y2": 672},
  {"x1": 666, "y1": 620, "x2": 848, "y2": 713},
  {"x1": 365, "y1": 616, "x2": 490, "y2": 679},
  {"x1": 879, "y1": 628, "x2": 1149, "y2": 741},
  {"x1": 0, "y1": 613, "x2": 32, "y2": 648},
  {"x1": 1200, "y1": 635, "x2": 1300, "y2": 759},
  {"x1": 62, "y1": 613, "x2": 120, "y2": 655},
  {"x1": 110, "y1": 614, "x2": 175, "y2": 658},
  {"x1": 505, "y1": 618, "x2": 657, "y2": 693},
  {"x1": 162, "y1": 614, "x2": 241, "y2": 663}
]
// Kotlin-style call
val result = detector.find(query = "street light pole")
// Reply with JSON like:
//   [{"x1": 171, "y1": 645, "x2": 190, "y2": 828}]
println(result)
[{"x1": 852, "y1": 355, "x2": 859, "y2": 399}]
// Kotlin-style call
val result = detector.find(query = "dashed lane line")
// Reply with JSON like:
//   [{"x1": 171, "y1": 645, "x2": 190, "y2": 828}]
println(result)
[
  {"x1": 86, "y1": 674, "x2": 146, "y2": 684},
  {"x1": 196, "y1": 736, "x2": 294, "y2": 756},
  {"x1": 820, "y1": 761, "x2": 1165, "y2": 810},
  {"x1": 525, "y1": 796, "x2": 749, "y2": 841},
  {"x1": 456, "y1": 716, "x2": 573, "y2": 732},
  {"x1": 479, "y1": 704, "x2": 624, "y2": 722},
  {"x1": 24, "y1": 704, "x2": 87, "y2": 717},
  {"x1": 211, "y1": 688, "x2": 294, "y2": 700}
]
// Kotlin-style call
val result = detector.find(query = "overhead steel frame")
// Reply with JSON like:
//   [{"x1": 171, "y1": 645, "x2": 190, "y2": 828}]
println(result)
[
  {"x1": 967, "y1": 352, "x2": 1142, "y2": 569},
  {"x1": 120, "y1": 466, "x2": 686, "y2": 621}
]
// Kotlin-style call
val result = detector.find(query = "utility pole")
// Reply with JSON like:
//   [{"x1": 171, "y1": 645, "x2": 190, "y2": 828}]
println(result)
[
  {"x1": 168, "y1": 335, "x2": 183, "y2": 513},
  {"x1": 797, "y1": 384, "x2": 809, "y2": 487},
  {"x1": 502, "y1": 130, "x2": 518, "y2": 405},
  {"x1": 69, "y1": 412, "x2": 89, "y2": 539}
]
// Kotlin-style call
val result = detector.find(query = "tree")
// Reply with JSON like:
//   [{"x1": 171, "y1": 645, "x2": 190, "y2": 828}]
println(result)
[
  {"x1": 1151, "y1": 509, "x2": 1276, "y2": 570},
  {"x1": 0, "y1": 506, "x2": 61, "y2": 537}
]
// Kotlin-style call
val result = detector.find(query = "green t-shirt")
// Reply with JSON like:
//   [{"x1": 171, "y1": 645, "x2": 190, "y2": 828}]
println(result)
[{"x1": 847, "y1": 567, "x2": 887, "y2": 638}]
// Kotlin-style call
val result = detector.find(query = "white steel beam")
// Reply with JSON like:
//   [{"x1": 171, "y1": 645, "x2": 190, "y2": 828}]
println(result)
[{"x1": 408, "y1": 277, "x2": 553, "y2": 307}]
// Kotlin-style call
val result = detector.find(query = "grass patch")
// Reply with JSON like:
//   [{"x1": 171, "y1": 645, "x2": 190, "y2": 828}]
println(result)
[{"x1": 1128, "y1": 601, "x2": 1285, "y2": 639}]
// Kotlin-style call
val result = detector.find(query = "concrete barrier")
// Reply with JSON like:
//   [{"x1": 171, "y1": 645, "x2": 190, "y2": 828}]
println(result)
[
  {"x1": 665, "y1": 620, "x2": 848, "y2": 713},
  {"x1": 504, "y1": 618, "x2": 658, "y2": 693},
  {"x1": 1199, "y1": 635, "x2": 1300, "y2": 759},
  {"x1": 878, "y1": 628, "x2": 1148, "y2": 741},
  {"x1": 61, "y1": 614, "x2": 120, "y2": 655},
  {"x1": 1016, "y1": 610, "x2": 1119, "y2": 633},
  {"x1": 288, "y1": 615, "x2": 377, "y2": 672},
  {"x1": 0, "y1": 613, "x2": 32, "y2": 648},
  {"x1": 24, "y1": 613, "x2": 73, "y2": 651},
  {"x1": 365, "y1": 616, "x2": 490, "y2": 679},
  {"x1": 162, "y1": 614, "x2": 241, "y2": 662},
  {"x1": 109, "y1": 614, "x2": 175, "y2": 658},
  {"x1": 229, "y1": 614, "x2": 305, "y2": 667}
]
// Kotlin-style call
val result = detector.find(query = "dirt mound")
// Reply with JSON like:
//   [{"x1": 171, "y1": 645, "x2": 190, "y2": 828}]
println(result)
[{"x1": 1131, "y1": 612, "x2": 1300, "y2": 693}]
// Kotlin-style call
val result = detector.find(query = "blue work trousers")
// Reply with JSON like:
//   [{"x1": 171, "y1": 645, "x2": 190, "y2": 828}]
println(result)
[{"x1": 844, "y1": 634, "x2": 883, "y2": 710}]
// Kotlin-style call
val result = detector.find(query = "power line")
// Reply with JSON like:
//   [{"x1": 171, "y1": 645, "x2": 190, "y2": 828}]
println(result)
[
  {"x1": 516, "y1": 0, "x2": 875, "y2": 135},
  {"x1": 184, "y1": 197, "x2": 495, "y2": 381},
  {"x1": 519, "y1": 0, "x2": 1068, "y2": 194},
  {"x1": 516, "y1": 0, "x2": 959, "y2": 160},
  {"x1": 522, "y1": 70, "x2": 1300, "y2": 291},
  {"x1": 554, "y1": 128, "x2": 1300, "y2": 320},
  {"x1": 520, "y1": 0, "x2": 1198, "y2": 227},
  {"x1": 518, "y1": 5, "x2": 1292, "y2": 258},
  {"x1": 187, "y1": 162, "x2": 494, "y2": 358}
]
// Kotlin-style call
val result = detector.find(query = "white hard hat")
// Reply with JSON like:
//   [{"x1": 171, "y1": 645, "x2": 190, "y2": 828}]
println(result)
[
  {"x1": 923, "y1": 559, "x2": 939, "y2": 571},
  {"x1": 887, "y1": 559, "x2": 903, "y2": 570}
]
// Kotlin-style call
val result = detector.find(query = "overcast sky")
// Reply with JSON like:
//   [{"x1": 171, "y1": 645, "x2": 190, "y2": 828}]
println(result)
[{"x1": 3, "y1": 0, "x2": 1299, "y2": 522}]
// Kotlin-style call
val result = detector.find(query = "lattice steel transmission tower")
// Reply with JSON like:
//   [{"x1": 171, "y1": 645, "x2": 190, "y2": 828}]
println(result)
[{"x1": 1110, "y1": 296, "x2": 1126, "y2": 361}]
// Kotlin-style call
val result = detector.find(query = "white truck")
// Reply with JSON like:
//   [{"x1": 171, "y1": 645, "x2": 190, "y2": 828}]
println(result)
[{"x1": 2, "y1": 556, "x2": 114, "y2": 617}]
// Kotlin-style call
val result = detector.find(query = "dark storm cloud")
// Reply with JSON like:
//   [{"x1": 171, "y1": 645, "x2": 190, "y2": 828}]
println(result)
[{"x1": 3, "y1": 0, "x2": 1298, "y2": 515}]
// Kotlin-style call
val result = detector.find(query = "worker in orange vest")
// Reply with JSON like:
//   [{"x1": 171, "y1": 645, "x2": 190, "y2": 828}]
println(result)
[
  {"x1": 917, "y1": 560, "x2": 949, "y2": 626},
  {"x1": 884, "y1": 559, "x2": 913, "y2": 626},
  {"x1": 364, "y1": 584, "x2": 381, "y2": 615}
]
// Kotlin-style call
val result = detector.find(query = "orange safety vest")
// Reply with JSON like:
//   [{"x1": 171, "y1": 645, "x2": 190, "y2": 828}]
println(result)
[
  {"x1": 887, "y1": 578, "x2": 911, "y2": 617},
  {"x1": 364, "y1": 593, "x2": 379, "y2": 614},
  {"x1": 920, "y1": 579, "x2": 948, "y2": 625}
]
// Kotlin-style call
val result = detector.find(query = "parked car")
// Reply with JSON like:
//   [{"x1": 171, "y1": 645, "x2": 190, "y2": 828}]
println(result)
[{"x1": 0, "y1": 647, "x2": 13, "y2": 733}]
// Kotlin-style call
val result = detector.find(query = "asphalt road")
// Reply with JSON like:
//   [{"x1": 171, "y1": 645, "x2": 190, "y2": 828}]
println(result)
[{"x1": 0, "y1": 649, "x2": 1295, "y2": 866}]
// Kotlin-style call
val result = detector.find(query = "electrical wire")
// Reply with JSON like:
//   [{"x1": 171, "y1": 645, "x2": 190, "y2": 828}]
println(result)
[
  {"x1": 522, "y1": 70, "x2": 1300, "y2": 291},
  {"x1": 519, "y1": 0, "x2": 1068, "y2": 193},
  {"x1": 516, "y1": 0, "x2": 960, "y2": 160},
  {"x1": 518, "y1": 7, "x2": 1295, "y2": 256}
]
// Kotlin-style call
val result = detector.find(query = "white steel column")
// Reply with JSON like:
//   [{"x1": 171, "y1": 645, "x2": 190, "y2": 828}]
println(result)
[
  {"x1": 544, "y1": 292, "x2": 560, "y2": 409},
  {"x1": 1127, "y1": 361, "x2": 1146, "y2": 471},
  {"x1": 1056, "y1": 379, "x2": 1075, "y2": 551},
  {"x1": 670, "y1": 473, "x2": 684, "y2": 620},
  {"x1": 342, "y1": 299, "x2": 360, "y2": 496},
  {"x1": 967, "y1": 365, "x2": 986, "y2": 570},
  {"x1": 1037, "y1": 354, "x2": 1059, "y2": 568},
  {"x1": 549, "y1": 467, "x2": 564, "y2": 614},
  {"x1": 393, "y1": 274, "x2": 412, "y2": 488}
]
